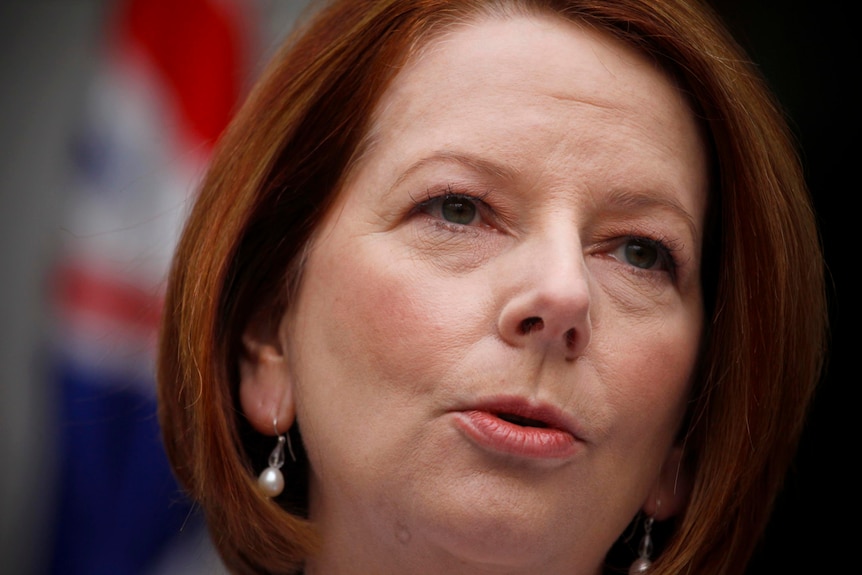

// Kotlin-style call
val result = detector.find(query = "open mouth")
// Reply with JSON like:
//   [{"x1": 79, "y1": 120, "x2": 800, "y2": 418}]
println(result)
[
  {"x1": 495, "y1": 412, "x2": 551, "y2": 428},
  {"x1": 453, "y1": 406, "x2": 579, "y2": 459}
]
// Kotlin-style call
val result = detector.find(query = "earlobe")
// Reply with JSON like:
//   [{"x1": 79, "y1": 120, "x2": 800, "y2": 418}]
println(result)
[
  {"x1": 642, "y1": 446, "x2": 690, "y2": 520},
  {"x1": 238, "y1": 318, "x2": 296, "y2": 436}
]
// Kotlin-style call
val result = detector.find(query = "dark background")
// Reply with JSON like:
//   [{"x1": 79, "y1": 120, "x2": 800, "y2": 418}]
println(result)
[{"x1": 710, "y1": 1, "x2": 853, "y2": 572}]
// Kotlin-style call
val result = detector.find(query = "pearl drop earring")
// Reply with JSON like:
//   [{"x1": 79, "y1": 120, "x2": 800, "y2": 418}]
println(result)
[
  {"x1": 257, "y1": 418, "x2": 296, "y2": 498},
  {"x1": 628, "y1": 515, "x2": 654, "y2": 574},
  {"x1": 629, "y1": 497, "x2": 659, "y2": 574}
]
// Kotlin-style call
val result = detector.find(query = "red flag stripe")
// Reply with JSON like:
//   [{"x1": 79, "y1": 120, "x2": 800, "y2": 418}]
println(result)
[{"x1": 52, "y1": 263, "x2": 164, "y2": 333}]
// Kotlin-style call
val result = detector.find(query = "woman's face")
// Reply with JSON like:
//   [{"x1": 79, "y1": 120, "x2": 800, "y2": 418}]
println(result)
[{"x1": 246, "y1": 13, "x2": 708, "y2": 575}]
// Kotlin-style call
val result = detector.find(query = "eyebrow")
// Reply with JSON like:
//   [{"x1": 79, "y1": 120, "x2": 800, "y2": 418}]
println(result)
[
  {"x1": 390, "y1": 150, "x2": 518, "y2": 191},
  {"x1": 599, "y1": 188, "x2": 701, "y2": 241}
]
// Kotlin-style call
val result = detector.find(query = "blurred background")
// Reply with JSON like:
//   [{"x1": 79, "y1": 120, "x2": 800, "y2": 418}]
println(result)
[{"x1": 0, "y1": 1, "x2": 851, "y2": 574}]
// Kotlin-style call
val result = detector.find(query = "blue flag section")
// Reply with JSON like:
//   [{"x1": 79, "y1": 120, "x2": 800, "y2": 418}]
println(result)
[{"x1": 49, "y1": 357, "x2": 194, "y2": 575}]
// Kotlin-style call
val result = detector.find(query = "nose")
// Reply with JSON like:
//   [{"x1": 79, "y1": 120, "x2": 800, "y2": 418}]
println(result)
[{"x1": 497, "y1": 237, "x2": 592, "y2": 360}]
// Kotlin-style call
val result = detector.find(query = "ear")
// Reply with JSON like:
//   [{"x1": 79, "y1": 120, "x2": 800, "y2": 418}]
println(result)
[
  {"x1": 238, "y1": 312, "x2": 295, "y2": 436},
  {"x1": 642, "y1": 446, "x2": 691, "y2": 520}
]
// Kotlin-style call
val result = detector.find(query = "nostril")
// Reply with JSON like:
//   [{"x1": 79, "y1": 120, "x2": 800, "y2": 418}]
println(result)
[
  {"x1": 564, "y1": 328, "x2": 576, "y2": 348},
  {"x1": 519, "y1": 316, "x2": 544, "y2": 334}
]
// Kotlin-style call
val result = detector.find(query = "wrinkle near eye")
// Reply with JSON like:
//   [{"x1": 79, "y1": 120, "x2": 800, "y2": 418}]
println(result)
[{"x1": 409, "y1": 222, "x2": 494, "y2": 273}]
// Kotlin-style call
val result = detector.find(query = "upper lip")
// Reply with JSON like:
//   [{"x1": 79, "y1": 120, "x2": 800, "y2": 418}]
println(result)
[{"x1": 455, "y1": 395, "x2": 584, "y2": 441}]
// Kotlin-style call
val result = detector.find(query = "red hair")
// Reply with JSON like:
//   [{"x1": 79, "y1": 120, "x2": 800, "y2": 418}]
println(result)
[{"x1": 157, "y1": 1, "x2": 826, "y2": 573}]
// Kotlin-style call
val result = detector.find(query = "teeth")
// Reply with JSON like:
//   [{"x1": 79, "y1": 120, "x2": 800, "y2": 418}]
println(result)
[{"x1": 497, "y1": 413, "x2": 549, "y2": 428}]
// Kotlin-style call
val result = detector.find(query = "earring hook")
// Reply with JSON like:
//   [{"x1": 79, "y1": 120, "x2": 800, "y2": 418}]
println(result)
[{"x1": 273, "y1": 416, "x2": 296, "y2": 463}]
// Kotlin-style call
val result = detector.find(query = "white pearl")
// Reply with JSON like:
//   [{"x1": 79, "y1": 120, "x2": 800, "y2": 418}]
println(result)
[
  {"x1": 629, "y1": 557, "x2": 651, "y2": 574},
  {"x1": 258, "y1": 467, "x2": 285, "y2": 497}
]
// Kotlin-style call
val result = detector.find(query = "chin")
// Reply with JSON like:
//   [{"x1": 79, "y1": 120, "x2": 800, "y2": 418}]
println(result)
[{"x1": 403, "y1": 471, "x2": 592, "y2": 571}]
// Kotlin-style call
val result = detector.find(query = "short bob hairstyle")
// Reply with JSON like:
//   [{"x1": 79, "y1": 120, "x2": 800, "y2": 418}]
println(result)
[{"x1": 157, "y1": 0, "x2": 827, "y2": 573}]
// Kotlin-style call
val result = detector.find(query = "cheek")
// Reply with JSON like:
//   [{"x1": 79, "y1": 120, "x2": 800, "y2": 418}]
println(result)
[
  {"x1": 287, "y1": 237, "x2": 487, "y2": 495},
  {"x1": 293, "y1": 237, "x2": 468, "y2": 394},
  {"x1": 579, "y1": 311, "x2": 700, "y2": 518},
  {"x1": 598, "y1": 305, "x2": 702, "y2": 445},
  {"x1": 342, "y1": 267, "x2": 429, "y2": 374}
]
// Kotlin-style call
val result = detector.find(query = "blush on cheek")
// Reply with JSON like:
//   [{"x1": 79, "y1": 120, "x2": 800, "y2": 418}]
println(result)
[
  {"x1": 316, "y1": 252, "x2": 443, "y2": 385},
  {"x1": 600, "y1": 317, "x2": 699, "y2": 421}
]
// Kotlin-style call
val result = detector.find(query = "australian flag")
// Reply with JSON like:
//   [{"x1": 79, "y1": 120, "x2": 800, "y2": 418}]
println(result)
[{"x1": 46, "y1": 0, "x2": 253, "y2": 573}]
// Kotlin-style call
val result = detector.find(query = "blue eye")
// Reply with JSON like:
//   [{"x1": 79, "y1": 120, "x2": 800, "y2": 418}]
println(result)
[
  {"x1": 625, "y1": 239, "x2": 659, "y2": 268},
  {"x1": 612, "y1": 237, "x2": 674, "y2": 272},
  {"x1": 417, "y1": 192, "x2": 484, "y2": 226},
  {"x1": 440, "y1": 196, "x2": 478, "y2": 225}
]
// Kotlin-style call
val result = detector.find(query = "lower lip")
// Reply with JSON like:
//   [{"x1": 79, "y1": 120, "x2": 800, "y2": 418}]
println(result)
[{"x1": 453, "y1": 410, "x2": 579, "y2": 459}]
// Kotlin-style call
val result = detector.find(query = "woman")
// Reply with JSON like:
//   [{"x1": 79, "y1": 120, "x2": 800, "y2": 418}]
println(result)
[{"x1": 157, "y1": 0, "x2": 826, "y2": 573}]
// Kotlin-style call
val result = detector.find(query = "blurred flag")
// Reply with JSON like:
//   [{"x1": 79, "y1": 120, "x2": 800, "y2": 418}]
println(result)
[{"x1": 47, "y1": 1, "x2": 253, "y2": 573}]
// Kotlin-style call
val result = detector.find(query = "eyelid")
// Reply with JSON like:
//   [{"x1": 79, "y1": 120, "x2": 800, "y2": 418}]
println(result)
[{"x1": 414, "y1": 183, "x2": 491, "y2": 205}]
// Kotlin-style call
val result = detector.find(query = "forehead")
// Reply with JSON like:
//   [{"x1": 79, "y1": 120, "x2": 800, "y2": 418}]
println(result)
[
  {"x1": 359, "y1": 12, "x2": 696, "y2": 157},
  {"x1": 348, "y1": 13, "x2": 705, "y2": 199}
]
